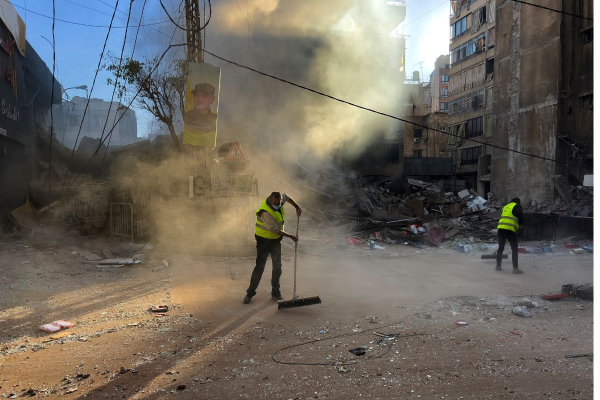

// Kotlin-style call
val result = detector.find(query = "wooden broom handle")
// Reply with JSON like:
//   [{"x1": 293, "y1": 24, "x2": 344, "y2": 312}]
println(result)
[{"x1": 294, "y1": 214, "x2": 299, "y2": 295}]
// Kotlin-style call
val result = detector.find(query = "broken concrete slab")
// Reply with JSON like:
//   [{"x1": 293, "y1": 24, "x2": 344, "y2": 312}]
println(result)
[{"x1": 458, "y1": 189, "x2": 470, "y2": 199}]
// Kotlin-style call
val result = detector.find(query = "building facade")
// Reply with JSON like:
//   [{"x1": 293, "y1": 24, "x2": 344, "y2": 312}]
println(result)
[
  {"x1": 490, "y1": 0, "x2": 593, "y2": 203},
  {"x1": 0, "y1": 5, "x2": 61, "y2": 219},
  {"x1": 53, "y1": 96, "x2": 138, "y2": 150},
  {"x1": 447, "y1": 0, "x2": 496, "y2": 195},
  {"x1": 430, "y1": 55, "x2": 450, "y2": 112}
]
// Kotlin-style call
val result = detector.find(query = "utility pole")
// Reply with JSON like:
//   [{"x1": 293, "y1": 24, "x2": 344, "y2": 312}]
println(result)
[{"x1": 185, "y1": 0, "x2": 203, "y2": 63}]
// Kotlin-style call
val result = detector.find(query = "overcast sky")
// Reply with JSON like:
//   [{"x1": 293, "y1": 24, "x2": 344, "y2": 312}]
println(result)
[{"x1": 14, "y1": 0, "x2": 449, "y2": 137}]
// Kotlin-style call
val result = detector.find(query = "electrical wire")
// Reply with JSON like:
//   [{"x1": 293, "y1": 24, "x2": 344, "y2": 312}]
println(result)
[
  {"x1": 93, "y1": 0, "x2": 136, "y2": 185},
  {"x1": 159, "y1": 0, "x2": 211, "y2": 32},
  {"x1": 62, "y1": 0, "x2": 121, "y2": 185},
  {"x1": 202, "y1": 49, "x2": 560, "y2": 164},
  {"x1": 58, "y1": 41, "x2": 187, "y2": 199},
  {"x1": 4, "y1": 0, "x2": 170, "y2": 28},
  {"x1": 48, "y1": 0, "x2": 56, "y2": 195},
  {"x1": 512, "y1": 0, "x2": 592, "y2": 21},
  {"x1": 271, "y1": 314, "x2": 448, "y2": 367},
  {"x1": 131, "y1": 0, "x2": 148, "y2": 54}
]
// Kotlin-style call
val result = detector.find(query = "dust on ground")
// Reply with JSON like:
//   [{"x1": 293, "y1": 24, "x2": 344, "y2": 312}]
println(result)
[{"x1": 0, "y1": 231, "x2": 593, "y2": 399}]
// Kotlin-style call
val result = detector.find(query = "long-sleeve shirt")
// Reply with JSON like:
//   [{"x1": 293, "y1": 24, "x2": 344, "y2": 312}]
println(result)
[{"x1": 258, "y1": 193, "x2": 289, "y2": 234}]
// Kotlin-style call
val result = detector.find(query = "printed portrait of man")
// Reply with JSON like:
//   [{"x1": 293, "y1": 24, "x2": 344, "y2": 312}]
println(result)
[{"x1": 183, "y1": 83, "x2": 218, "y2": 147}]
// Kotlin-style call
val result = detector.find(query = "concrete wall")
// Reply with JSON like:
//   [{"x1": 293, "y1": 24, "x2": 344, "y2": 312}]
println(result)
[
  {"x1": 403, "y1": 112, "x2": 448, "y2": 158},
  {"x1": 491, "y1": 0, "x2": 592, "y2": 203}
]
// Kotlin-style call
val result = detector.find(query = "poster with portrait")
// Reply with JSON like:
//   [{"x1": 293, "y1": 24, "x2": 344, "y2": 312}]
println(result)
[{"x1": 183, "y1": 62, "x2": 221, "y2": 147}]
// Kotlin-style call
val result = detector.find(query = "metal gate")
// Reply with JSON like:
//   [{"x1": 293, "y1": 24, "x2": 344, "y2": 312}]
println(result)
[
  {"x1": 108, "y1": 191, "x2": 158, "y2": 240},
  {"x1": 109, "y1": 203, "x2": 134, "y2": 239}
]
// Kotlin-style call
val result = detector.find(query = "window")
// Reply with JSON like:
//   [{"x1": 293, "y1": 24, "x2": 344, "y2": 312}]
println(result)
[
  {"x1": 465, "y1": 116, "x2": 483, "y2": 138},
  {"x1": 451, "y1": 33, "x2": 485, "y2": 64},
  {"x1": 94, "y1": 116, "x2": 106, "y2": 127},
  {"x1": 413, "y1": 129, "x2": 423, "y2": 138},
  {"x1": 441, "y1": 88, "x2": 448, "y2": 98},
  {"x1": 440, "y1": 102, "x2": 448, "y2": 110},
  {"x1": 412, "y1": 150, "x2": 423, "y2": 157},
  {"x1": 451, "y1": 16, "x2": 468, "y2": 39},
  {"x1": 583, "y1": 28, "x2": 593, "y2": 43},
  {"x1": 441, "y1": 74, "x2": 449, "y2": 83},
  {"x1": 486, "y1": 58, "x2": 494, "y2": 75},
  {"x1": 461, "y1": 145, "x2": 482, "y2": 164}
]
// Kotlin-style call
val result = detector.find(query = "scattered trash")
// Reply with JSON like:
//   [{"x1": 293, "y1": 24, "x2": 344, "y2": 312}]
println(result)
[
  {"x1": 40, "y1": 323, "x2": 61, "y2": 333},
  {"x1": 318, "y1": 329, "x2": 328, "y2": 334},
  {"x1": 512, "y1": 306, "x2": 532, "y2": 318},
  {"x1": 40, "y1": 320, "x2": 74, "y2": 333},
  {"x1": 582, "y1": 245, "x2": 593, "y2": 253},
  {"x1": 517, "y1": 299, "x2": 539, "y2": 308},
  {"x1": 346, "y1": 237, "x2": 361, "y2": 246},
  {"x1": 150, "y1": 305, "x2": 169, "y2": 313},
  {"x1": 541, "y1": 293, "x2": 569, "y2": 300},
  {"x1": 349, "y1": 347, "x2": 366, "y2": 356},
  {"x1": 455, "y1": 320, "x2": 468, "y2": 326},
  {"x1": 337, "y1": 367, "x2": 351, "y2": 373},
  {"x1": 565, "y1": 353, "x2": 593, "y2": 360}
]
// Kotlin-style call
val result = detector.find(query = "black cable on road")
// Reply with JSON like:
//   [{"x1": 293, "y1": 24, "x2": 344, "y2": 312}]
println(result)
[
  {"x1": 271, "y1": 314, "x2": 448, "y2": 367},
  {"x1": 202, "y1": 49, "x2": 559, "y2": 164},
  {"x1": 512, "y1": 0, "x2": 593, "y2": 21}
]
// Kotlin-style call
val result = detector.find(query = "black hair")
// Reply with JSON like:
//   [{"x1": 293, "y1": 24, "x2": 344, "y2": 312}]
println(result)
[
  {"x1": 511, "y1": 197, "x2": 521, "y2": 204},
  {"x1": 269, "y1": 192, "x2": 281, "y2": 198}
]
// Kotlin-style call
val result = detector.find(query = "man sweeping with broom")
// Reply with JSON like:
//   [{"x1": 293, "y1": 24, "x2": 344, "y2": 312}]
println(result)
[
  {"x1": 243, "y1": 192, "x2": 321, "y2": 309},
  {"x1": 243, "y1": 192, "x2": 301, "y2": 304}
]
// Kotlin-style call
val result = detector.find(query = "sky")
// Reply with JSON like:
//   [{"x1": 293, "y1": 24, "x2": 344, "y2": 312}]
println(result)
[{"x1": 12, "y1": 0, "x2": 449, "y2": 138}]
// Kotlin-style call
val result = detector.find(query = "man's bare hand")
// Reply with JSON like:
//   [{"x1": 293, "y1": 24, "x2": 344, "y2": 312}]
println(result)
[
  {"x1": 296, "y1": 207, "x2": 303, "y2": 217},
  {"x1": 288, "y1": 235, "x2": 299, "y2": 243}
]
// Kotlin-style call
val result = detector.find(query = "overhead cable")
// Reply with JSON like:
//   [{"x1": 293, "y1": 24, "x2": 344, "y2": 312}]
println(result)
[
  {"x1": 49, "y1": 0, "x2": 56, "y2": 194},
  {"x1": 4, "y1": 0, "x2": 171, "y2": 28},
  {"x1": 202, "y1": 49, "x2": 559, "y2": 163},
  {"x1": 63, "y1": 0, "x2": 121, "y2": 184},
  {"x1": 159, "y1": 0, "x2": 211, "y2": 31},
  {"x1": 512, "y1": 0, "x2": 592, "y2": 21}
]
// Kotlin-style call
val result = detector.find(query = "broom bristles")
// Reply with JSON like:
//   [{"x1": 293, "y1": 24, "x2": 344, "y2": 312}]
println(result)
[{"x1": 278, "y1": 296, "x2": 321, "y2": 310}]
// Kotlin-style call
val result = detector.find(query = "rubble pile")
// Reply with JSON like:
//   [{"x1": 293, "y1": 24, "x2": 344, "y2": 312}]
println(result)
[{"x1": 295, "y1": 169, "x2": 593, "y2": 249}]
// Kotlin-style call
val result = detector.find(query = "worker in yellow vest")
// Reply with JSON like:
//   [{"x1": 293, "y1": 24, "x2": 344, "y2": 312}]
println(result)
[
  {"x1": 244, "y1": 192, "x2": 302, "y2": 304},
  {"x1": 496, "y1": 198, "x2": 524, "y2": 274}
]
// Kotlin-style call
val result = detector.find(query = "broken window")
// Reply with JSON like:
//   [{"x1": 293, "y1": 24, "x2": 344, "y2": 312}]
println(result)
[
  {"x1": 461, "y1": 145, "x2": 482, "y2": 164},
  {"x1": 412, "y1": 150, "x2": 423, "y2": 157},
  {"x1": 465, "y1": 116, "x2": 483, "y2": 138},
  {"x1": 413, "y1": 129, "x2": 423, "y2": 138},
  {"x1": 486, "y1": 58, "x2": 494, "y2": 75},
  {"x1": 583, "y1": 28, "x2": 593, "y2": 43}
]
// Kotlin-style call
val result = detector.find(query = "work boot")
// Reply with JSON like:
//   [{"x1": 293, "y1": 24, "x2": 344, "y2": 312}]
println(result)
[
  {"x1": 272, "y1": 294, "x2": 284, "y2": 301},
  {"x1": 243, "y1": 295, "x2": 252, "y2": 304},
  {"x1": 512, "y1": 268, "x2": 524, "y2": 274},
  {"x1": 495, "y1": 265, "x2": 502, "y2": 271}
]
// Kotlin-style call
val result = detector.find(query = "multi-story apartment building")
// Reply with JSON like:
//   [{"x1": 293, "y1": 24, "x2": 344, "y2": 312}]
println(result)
[
  {"x1": 490, "y1": 0, "x2": 593, "y2": 203},
  {"x1": 429, "y1": 55, "x2": 450, "y2": 113},
  {"x1": 53, "y1": 96, "x2": 138, "y2": 150},
  {"x1": 446, "y1": 0, "x2": 496, "y2": 195}
]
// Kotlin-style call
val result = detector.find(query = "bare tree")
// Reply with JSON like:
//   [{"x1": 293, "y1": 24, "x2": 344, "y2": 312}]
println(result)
[{"x1": 106, "y1": 54, "x2": 188, "y2": 151}]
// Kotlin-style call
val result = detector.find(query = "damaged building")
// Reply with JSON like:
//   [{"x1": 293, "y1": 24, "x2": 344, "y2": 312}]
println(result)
[
  {"x1": 0, "y1": 5, "x2": 61, "y2": 220},
  {"x1": 447, "y1": 0, "x2": 496, "y2": 196},
  {"x1": 491, "y1": 0, "x2": 593, "y2": 204}
]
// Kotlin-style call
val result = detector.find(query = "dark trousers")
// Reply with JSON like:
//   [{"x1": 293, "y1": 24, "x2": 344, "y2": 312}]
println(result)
[
  {"x1": 497, "y1": 228, "x2": 518, "y2": 268},
  {"x1": 246, "y1": 235, "x2": 282, "y2": 297}
]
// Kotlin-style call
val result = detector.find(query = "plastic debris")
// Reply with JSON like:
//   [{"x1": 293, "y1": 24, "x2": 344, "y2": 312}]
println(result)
[{"x1": 512, "y1": 306, "x2": 532, "y2": 318}]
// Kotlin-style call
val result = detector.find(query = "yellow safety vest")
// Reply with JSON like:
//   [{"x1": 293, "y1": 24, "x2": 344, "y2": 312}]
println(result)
[
  {"x1": 497, "y1": 202, "x2": 520, "y2": 232},
  {"x1": 255, "y1": 199, "x2": 285, "y2": 239}
]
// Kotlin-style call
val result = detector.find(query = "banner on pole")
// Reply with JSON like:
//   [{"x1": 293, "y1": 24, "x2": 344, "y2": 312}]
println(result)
[{"x1": 183, "y1": 62, "x2": 221, "y2": 147}]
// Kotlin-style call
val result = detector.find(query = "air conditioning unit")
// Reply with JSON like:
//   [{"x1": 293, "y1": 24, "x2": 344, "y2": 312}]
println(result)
[{"x1": 413, "y1": 138, "x2": 420, "y2": 143}]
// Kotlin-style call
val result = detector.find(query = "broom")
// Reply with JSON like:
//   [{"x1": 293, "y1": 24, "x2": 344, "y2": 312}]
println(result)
[{"x1": 278, "y1": 215, "x2": 321, "y2": 310}]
